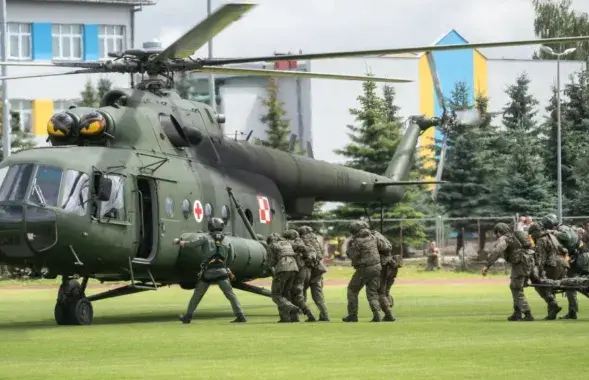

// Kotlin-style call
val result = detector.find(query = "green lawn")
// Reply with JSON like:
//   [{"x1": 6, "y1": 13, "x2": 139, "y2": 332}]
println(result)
[{"x1": 0, "y1": 268, "x2": 587, "y2": 379}]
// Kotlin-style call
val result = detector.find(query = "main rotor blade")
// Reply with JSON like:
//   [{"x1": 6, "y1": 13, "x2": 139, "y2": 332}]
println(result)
[
  {"x1": 154, "y1": 2, "x2": 256, "y2": 62},
  {"x1": 425, "y1": 52, "x2": 446, "y2": 113},
  {"x1": 0, "y1": 61, "x2": 59, "y2": 67},
  {"x1": 197, "y1": 66, "x2": 412, "y2": 83},
  {"x1": 205, "y1": 35, "x2": 589, "y2": 65},
  {"x1": 0, "y1": 69, "x2": 100, "y2": 81},
  {"x1": 431, "y1": 134, "x2": 448, "y2": 201}
]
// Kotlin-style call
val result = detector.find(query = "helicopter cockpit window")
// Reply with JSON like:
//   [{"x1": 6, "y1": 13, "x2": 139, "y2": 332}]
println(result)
[
  {"x1": 28, "y1": 165, "x2": 63, "y2": 207},
  {"x1": 60, "y1": 170, "x2": 89, "y2": 216},
  {"x1": 0, "y1": 164, "x2": 34, "y2": 202},
  {"x1": 97, "y1": 174, "x2": 125, "y2": 220}
]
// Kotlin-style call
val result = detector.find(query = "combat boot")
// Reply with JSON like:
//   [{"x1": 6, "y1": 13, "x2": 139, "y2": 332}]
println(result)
[
  {"x1": 559, "y1": 311, "x2": 578, "y2": 320},
  {"x1": 230, "y1": 314, "x2": 247, "y2": 323},
  {"x1": 178, "y1": 314, "x2": 191, "y2": 324},
  {"x1": 318, "y1": 314, "x2": 330, "y2": 322},
  {"x1": 290, "y1": 310, "x2": 300, "y2": 322},
  {"x1": 507, "y1": 310, "x2": 521, "y2": 321},
  {"x1": 342, "y1": 315, "x2": 358, "y2": 322},
  {"x1": 370, "y1": 313, "x2": 382, "y2": 322},
  {"x1": 521, "y1": 311, "x2": 534, "y2": 321},
  {"x1": 305, "y1": 311, "x2": 317, "y2": 322},
  {"x1": 382, "y1": 311, "x2": 396, "y2": 322},
  {"x1": 544, "y1": 305, "x2": 562, "y2": 320}
]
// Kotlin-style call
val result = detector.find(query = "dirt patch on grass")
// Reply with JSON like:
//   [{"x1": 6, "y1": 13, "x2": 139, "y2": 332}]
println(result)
[{"x1": 0, "y1": 277, "x2": 507, "y2": 291}]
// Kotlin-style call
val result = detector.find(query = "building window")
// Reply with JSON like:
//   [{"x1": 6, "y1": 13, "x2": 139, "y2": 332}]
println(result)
[
  {"x1": 10, "y1": 100, "x2": 32, "y2": 132},
  {"x1": 99, "y1": 25, "x2": 125, "y2": 59},
  {"x1": 7, "y1": 23, "x2": 31, "y2": 60},
  {"x1": 52, "y1": 24, "x2": 82, "y2": 60}
]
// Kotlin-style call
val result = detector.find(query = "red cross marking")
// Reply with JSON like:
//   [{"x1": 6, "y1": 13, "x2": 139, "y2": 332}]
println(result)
[{"x1": 193, "y1": 200, "x2": 204, "y2": 222}]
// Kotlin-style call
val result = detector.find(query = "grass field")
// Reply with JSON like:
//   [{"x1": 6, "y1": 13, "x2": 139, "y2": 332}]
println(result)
[{"x1": 1, "y1": 267, "x2": 588, "y2": 379}]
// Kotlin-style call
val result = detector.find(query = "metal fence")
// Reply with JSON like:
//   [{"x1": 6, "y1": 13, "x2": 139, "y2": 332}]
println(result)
[{"x1": 286, "y1": 214, "x2": 589, "y2": 260}]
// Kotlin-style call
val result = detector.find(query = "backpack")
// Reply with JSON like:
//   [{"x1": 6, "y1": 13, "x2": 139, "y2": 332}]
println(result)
[
  {"x1": 575, "y1": 251, "x2": 589, "y2": 274},
  {"x1": 513, "y1": 230, "x2": 532, "y2": 249}
]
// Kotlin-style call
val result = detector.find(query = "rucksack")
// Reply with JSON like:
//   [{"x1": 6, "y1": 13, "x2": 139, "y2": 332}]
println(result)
[
  {"x1": 513, "y1": 230, "x2": 532, "y2": 249},
  {"x1": 575, "y1": 251, "x2": 589, "y2": 274}
]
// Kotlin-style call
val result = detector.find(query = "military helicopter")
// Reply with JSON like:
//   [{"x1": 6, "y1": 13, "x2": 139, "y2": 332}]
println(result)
[{"x1": 0, "y1": 2, "x2": 587, "y2": 326}]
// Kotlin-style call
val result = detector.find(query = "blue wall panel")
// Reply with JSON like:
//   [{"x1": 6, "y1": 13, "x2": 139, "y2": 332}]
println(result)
[
  {"x1": 31, "y1": 23, "x2": 53, "y2": 60},
  {"x1": 431, "y1": 30, "x2": 474, "y2": 148},
  {"x1": 83, "y1": 24, "x2": 99, "y2": 61}
]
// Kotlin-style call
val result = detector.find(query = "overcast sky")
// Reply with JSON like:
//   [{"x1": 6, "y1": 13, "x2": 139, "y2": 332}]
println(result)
[{"x1": 135, "y1": 0, "x2": 589, "y2": 60}]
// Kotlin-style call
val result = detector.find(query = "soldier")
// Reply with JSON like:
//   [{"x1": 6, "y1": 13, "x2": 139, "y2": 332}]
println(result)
[
  {"x1": 528, "y1": 223, "x2": 568, "y2": 320},
  {"x1": 266, "y1": 233, "x2": 301, "y2": 323},
  {"x1": 283, "y1": 229, "x2": 317, "y2": 322},
  {"x1": 481, "y1": 222, "x2": 535, "y2": 321},
  {"x1": 342, "y1": 221, "x2": 385, "y2": 322},
  {"x1": 175, "y1": 218, "x2": 247, "y2": 324},
  {"x1": 298, "y1": 225, "x2": 330, "y2": 322},
  {"x1": 541, "y1": 213, "x2": 581, "y2": 319}
]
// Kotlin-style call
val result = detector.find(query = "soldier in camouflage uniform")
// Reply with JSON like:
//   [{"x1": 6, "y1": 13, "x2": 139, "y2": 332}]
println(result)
[
  {"x1": 342, "y1": 221, "x2": 385, "y2": 322},
  {"x1": 283, "y1": 229, "x2": 317, "y2": 322},
  {"x1": 542, "y1": 214, "x2": 582, "y2": 319},
  {"x1": 266, "y1": 233, "x2": 301, "y2": 323},
  {"x1": 482, "y1": 222, "x2": 535, "y2": 321},
  {"x1": 528, "y1": 223, "x2": 568, "y2": 320},
  {"x1": 298, "y1": 225, "x2": 330, "y2": 321}
]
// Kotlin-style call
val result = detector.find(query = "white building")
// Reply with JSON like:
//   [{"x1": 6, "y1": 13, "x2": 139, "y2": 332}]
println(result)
[{"x1": 1, "y1": 0, "x2": 156, "y2": 145}]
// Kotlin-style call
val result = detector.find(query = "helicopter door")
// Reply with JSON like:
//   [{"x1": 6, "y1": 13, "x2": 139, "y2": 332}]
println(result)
[{"x1": 134, "y1": 176, "x2": 158, "y2": 261}]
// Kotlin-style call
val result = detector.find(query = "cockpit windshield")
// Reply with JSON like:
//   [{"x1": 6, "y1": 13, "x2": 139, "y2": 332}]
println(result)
[{"x1": 29, "y1": 165, "x2": 63, "y2": 207}]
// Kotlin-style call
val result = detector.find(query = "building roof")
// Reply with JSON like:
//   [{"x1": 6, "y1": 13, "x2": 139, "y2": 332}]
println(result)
[{"x1": 26, "y1": 0, "x2": 157, "y2": 5}]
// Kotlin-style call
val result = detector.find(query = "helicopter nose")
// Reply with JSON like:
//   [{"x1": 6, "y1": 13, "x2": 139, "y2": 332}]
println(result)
[{"x1": 0, "y1": 204, "x2": 57, "y2": 260}]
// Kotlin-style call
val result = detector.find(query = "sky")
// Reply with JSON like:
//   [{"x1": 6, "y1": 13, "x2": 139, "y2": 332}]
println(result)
[{"x1": 135, "y1": 0, "x2": 589, "y2": 60}]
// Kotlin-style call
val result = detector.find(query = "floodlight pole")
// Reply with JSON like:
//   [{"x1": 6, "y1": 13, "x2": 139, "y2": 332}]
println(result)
[
  {"x1": 207, "y1": 0, "x2": 216, "y2": 112},
  {"x1": 540, "y1": 45, "x2": 577, "y2": 223},
  {"x1": 0, "y1": 0, "x2": 9, "y2": 159}
]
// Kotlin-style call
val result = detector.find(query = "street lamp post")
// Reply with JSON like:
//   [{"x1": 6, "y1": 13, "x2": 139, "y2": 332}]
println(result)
[{"x1": 540, "y1": 45, "x2": 577, "y2": 224}]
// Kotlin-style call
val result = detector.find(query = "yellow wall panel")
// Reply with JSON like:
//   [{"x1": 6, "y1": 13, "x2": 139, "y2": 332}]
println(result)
[
  {"x1": 473, "y1": 50, "x2": 488, "y2": 98},
  {"x1": 32, "y1": 99, "x2": 54, "y2": 137},
  {"x1": 418, "y1": 55, "x2": 435, "y2": 188}
]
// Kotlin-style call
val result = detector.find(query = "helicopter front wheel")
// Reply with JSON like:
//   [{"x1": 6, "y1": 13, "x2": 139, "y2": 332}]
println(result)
[{"x1": 54, "y1": 278, "x2": 93, "y2": 325}]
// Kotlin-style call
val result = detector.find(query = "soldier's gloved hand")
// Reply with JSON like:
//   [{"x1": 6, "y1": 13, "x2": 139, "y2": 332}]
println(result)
[
  {"x1": 228, "y1": 270, "x2": 236, "y2": 281},
  {"x1": 173, "y1": 238, "x2": 181, "y2": 245},
  {"x1": 481, "y1": 266, "x2": 488, "y2": 276}
]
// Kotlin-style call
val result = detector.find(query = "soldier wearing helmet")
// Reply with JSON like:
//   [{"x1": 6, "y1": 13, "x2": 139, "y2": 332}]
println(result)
[
  {"x1": 266, "y1": 233, "x2": 301, "y2": 322},
  {"x1": 541, "y1": 213, "x2": 583, "y2": 320},
  {"x1": 342, "y1": 220, "x2": 385, "y2": 322},
  {"x1": 174, "y1": 217, "x2": 247, "y2": 324},
  {"x1": 528, "y1": 223, "x2": 568, "y2": 320},
  {"x1": 283, "y1": 229, "x2": 317, "y2": 322},
  {"x1": 482, "y1": 222, "x2": 535, "y2": 321},
  {"x1": 297, "y1": 225, "x2": 330, "y2": 322}
]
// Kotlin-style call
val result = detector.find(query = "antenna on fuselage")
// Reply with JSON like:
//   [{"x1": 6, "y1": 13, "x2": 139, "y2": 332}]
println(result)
[{"x1": 245, "y1": 130, "x2": 253, "y2": 142}]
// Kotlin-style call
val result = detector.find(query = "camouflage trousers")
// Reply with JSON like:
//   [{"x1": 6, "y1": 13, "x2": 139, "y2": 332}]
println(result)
[
  {"x1": 347, "y1": 263, "x2": 382, "y2": 317},
  {"x1": 562, "y1": 267, "x2": 589, "y2": 314},
  {"x1": 271, "y1": 271, "x2": 299, "y2": 321},
  {"x1": 303, "y1": 266, "x2": 329, "y2": 319},
  {"x1": 378, "y1": 263, "x2": 397, "y2": 312},
  {"x1": 510, "y1": 274, "x2": 531, "y2": 314},
  {"x1": 534, "y1": 264, "x2": 566, "y2": 314},
  {"x1": 292, "y1": 266, "x2": 312, "y2": 314},
  {"x1": 185, "y1": 278, "x2": 243, "y2": 318}
]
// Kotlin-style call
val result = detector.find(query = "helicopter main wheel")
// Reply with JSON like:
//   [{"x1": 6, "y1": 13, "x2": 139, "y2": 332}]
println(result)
[{"x1": 54, "y1": 278, "x2": 93, "y2": 325}]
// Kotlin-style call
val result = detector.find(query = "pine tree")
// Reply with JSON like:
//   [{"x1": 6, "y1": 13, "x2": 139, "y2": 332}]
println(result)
[
  {"x1": 96, "y1": 78, "x2": 113, "y2": 103},
  {"x1": 333, "y1": 76, "x2": 426, "y2": 250},
  {"x1": 79, "y1": 79, "x2": 98, "y2": 107},
  {"x1": 532, "y1": 0, "x2": 589, "y2": 61},
  {"x1": 499, "y1": 73, "x2": 555, "y2": 215},
  {"x1": 257, "y1": 77, "x2": 292, "y2": 152}
]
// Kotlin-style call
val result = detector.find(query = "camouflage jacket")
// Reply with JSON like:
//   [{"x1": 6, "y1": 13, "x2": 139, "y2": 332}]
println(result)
[
  {"x1": 372, "y1": 230, "x2": 394, "y2": 266},
  {"x1": 552, "y1": 225, "x2": 579, "y2": 253},
  {"x1": 347, "y1": 228, "x2": 381, "y2": 268},
  {"x1": 267, "y1": 240, "x2": 298, "y2": 273},
  {"x1": 486, "y1": 234, "x2": 534, "y2": 277},
  {"x1": 287, "y1": 237, "x2": 316, "y2": 268},
  {"x1": 535, "y1": 233, "x2": 568, "y2": 269},
  {"x1": 301, "y1": 233, "x2": 327, "y2": 271}
]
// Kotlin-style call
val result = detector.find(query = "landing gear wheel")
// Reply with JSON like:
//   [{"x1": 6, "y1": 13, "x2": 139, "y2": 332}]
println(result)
[
  {"x1": 54, "y1": 302, "x2": 72, "y2": 325},
  {"x1": 71, "y1": 298, "x2": 93, "y2": 325}
]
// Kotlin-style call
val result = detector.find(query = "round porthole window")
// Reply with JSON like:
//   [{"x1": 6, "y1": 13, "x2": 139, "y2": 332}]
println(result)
[
  {"x1": 165, "y1": 197, "x2": 174, "y2": 217},
  {"x1": 221, "y1": 205, "x2": 230, "y2": 220},
  {"x1": 181, "y1": 199, "x2": 190, "y2": 219},
  {"x1": 204, "y1": 202, "x2": 213, "y2": 218}
]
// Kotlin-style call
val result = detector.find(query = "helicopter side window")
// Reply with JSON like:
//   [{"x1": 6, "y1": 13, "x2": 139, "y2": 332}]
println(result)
[
  {"x1": 94, "y1": 174, "x2": 125, "y2": 221},
  {"x1": 0, "y1": 164, "x2": 34, "y2": 202},
  {"x1": 28, "y1": 165, "x2": 63, "y2": 207},
  {"x1": 60, "y1": 170, "x2": 89, "y2": 216}
]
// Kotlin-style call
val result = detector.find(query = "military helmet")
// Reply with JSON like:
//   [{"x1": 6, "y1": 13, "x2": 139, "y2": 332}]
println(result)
[
  {"x1": 208, "y1": 217, "x2": 225, "y2": 232},
  {"x1": 282, "y1": 229, "x2": 299, "y2": 239},
  {"x1": 358, "y1": 220, "x2": 370, "y2": 229},
  {"x1": 493, "y1": 222, "x2": 510, "y2": 235},
  {"x1": 349, "y1": 221, "x2": 363, "y2": 234},
  {"x1": 266, "y1": 233, "x2": 281, "y2": 244},
  {"x1": 541, "y1": 214, "x2": 559, "y2": 229},
  {"x1": 297, "y1": 225, "x2": 313, "y2": 236}
]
